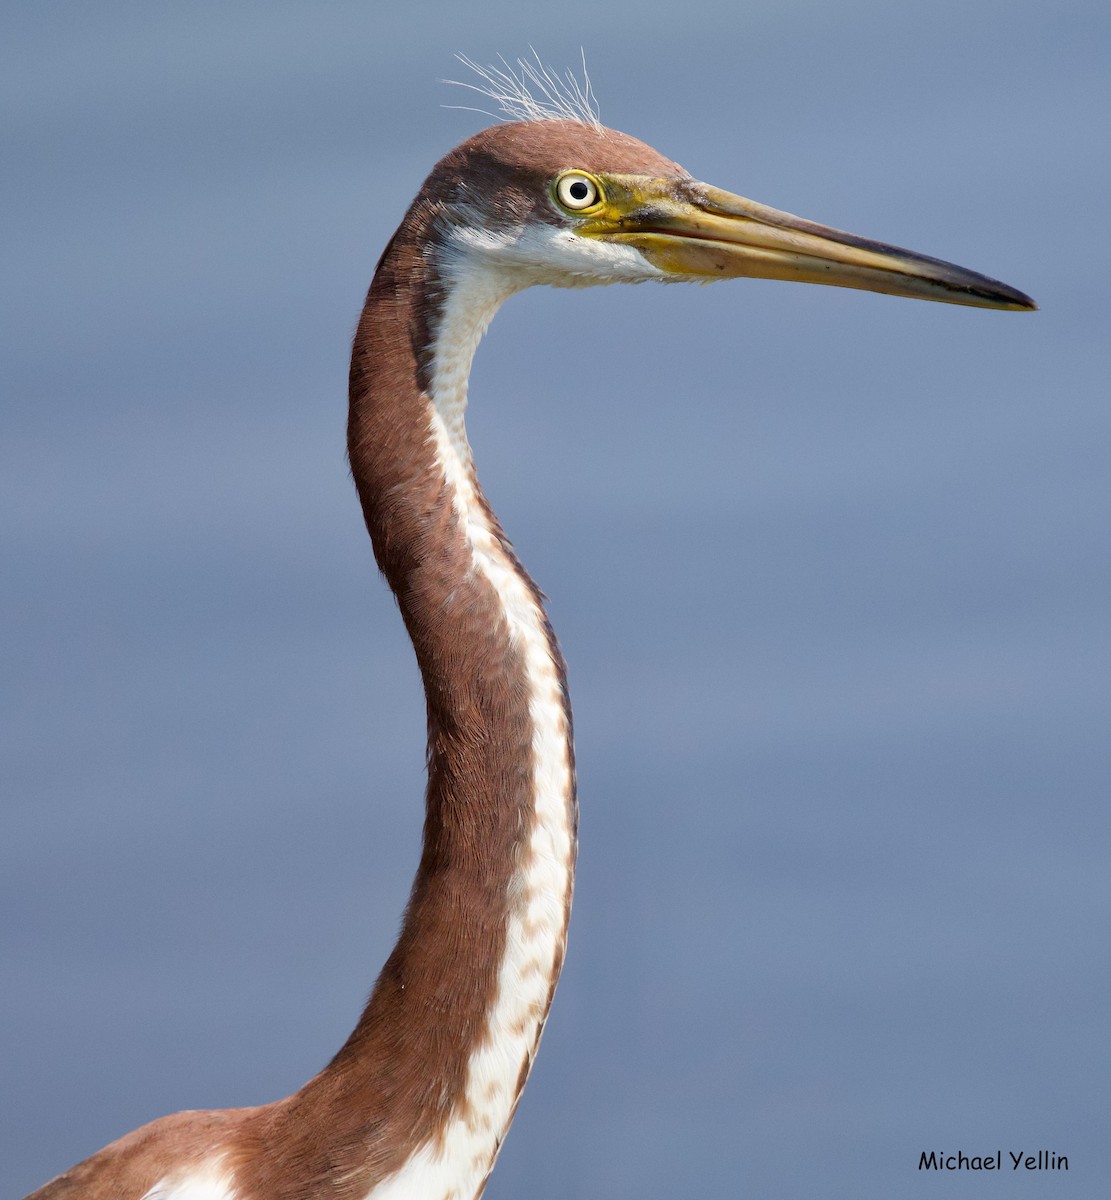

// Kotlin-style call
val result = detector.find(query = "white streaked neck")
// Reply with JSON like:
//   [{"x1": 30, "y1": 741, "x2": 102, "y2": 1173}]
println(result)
[{"x1": 366, "y1": 265, "x2": 576, "y2": 1200}]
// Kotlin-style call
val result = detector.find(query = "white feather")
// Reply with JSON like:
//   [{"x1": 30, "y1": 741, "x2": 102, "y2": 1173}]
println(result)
[
  {"x1": 139, "y1": 1160, "x2": 236, "y2": 1200},
  {"x1": 444, "y1": 50, "x2": 602, "y2": 130},
  {"x1": 443, "y1": 222, "x2": 666, "y2": 291}
]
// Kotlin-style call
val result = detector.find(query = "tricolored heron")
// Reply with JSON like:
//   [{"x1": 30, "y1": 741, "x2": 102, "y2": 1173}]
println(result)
[{"x1": 25, "y1": 65, "x2": 1033, "y2": 1200}]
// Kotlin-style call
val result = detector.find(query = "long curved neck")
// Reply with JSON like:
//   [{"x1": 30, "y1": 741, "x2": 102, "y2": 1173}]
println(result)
[{"x1": 235, "y1": 228, "x2": 577, "y2": 1199}]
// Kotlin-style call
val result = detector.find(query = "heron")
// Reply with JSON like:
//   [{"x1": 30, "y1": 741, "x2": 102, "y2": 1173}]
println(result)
[{"x1": 24, "y1": 63, "x2": 1033, "y2": 1200}]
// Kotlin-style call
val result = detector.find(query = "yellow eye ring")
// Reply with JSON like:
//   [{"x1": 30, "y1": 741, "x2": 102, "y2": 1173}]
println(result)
[{"x1": 553, "y1": 171, "x2": 603, "y2": 213}]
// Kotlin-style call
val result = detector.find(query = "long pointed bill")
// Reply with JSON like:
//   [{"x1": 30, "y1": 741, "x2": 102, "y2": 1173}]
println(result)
[{"x1": 601, "y1": 178, "x2": 1036, "y2": 311}]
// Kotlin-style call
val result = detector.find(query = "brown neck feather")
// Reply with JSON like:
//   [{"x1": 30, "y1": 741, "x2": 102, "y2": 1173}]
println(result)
[{"x1": 229, "y1": 220, "x2": 576, "y2": 1198}]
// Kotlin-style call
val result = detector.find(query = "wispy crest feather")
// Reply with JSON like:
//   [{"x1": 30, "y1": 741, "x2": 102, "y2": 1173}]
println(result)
[{"x1": 444, "y1": 51, "x2": 602, "y2": 130}]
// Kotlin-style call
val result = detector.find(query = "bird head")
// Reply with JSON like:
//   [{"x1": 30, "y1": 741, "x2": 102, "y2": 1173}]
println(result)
[{"x1": 419, "y1": 119, "x2": 1034, "y2": 310}]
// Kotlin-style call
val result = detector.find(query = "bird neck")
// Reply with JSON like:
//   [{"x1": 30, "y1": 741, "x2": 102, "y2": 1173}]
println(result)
[{"x1": 241, "y1": 236, "x2": 577, "y2": 1199}]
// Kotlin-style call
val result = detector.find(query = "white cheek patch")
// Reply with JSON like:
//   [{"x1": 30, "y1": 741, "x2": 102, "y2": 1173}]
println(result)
[{"x1": 445, "y1": 221, "x2": 667, "y2": 288}]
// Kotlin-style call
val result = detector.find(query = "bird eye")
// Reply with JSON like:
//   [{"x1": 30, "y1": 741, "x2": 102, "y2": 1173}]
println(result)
[{"x1": 554, "y1": 171, "x2": 602, "y2": 212}]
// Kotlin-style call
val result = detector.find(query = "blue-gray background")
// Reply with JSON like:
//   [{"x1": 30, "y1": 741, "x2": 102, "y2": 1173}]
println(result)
[{"x1": 2, "y1": 3, "x2": 1107, "y2": 1197}]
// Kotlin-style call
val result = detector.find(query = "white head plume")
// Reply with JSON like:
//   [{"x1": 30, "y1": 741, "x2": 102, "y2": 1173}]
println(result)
[{"x1": 444, "y1": 51, "x2": 602, "y2": 130}]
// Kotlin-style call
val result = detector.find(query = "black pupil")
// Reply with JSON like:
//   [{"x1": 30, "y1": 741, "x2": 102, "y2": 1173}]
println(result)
[{"x1": 569, "y1": 180, "x2": 590, "y2": 201}]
